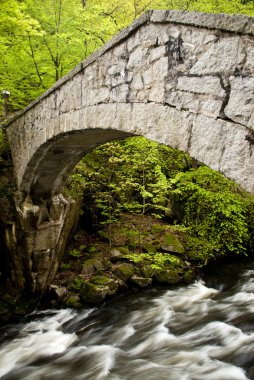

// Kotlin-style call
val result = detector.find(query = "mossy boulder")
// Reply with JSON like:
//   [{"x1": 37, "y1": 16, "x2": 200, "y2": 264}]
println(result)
[
  {"x1": 114, "y1": 263, "x2": 135, "y2": 281},
  {"x1": 184, "y1": 269, "x2": 197, "y2": 284},
  {"x1": 141, "y1": 264, "x2": 154, "y2": 278},
  {"x1": 110, "y1": 247, "x2": 129, "y2": 262},
  {"x1": 161, "y1": 232, "x2": 185, "y2": 255},
  {"x1": 143, "y1": 243, "x2": 157, "y2": 253},
  {"x1": 82, "y1": 257, "x2": 111, "y2": 275},
  {"x1": 80, "y1": 275, "x2": 118, "y2": 304},
  {"x1": 64, "y1": 293, "x2": 82, "y2": 308},
  {"x1": 130, "y1": 276, "x2": 152, "y2": 288},
  {"x1": 154, "y1": 269, "x2": 182, "y2": 284}
]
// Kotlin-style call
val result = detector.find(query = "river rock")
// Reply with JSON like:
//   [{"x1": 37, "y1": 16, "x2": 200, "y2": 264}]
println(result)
[
  {"x1": 82, "y1": 257, "x2": 110, "y2": 275},
  {"x1": 49, "y1": 284, "x2": 67, "y2": 299},
  {"x1": 161, "y1": 232, "x2": 185, "y2": 255},
  {"x1": 141, "y1": 264, "x2": 154, "y2": 278},
  {"x1": 114, "y1": 263, "x2": 135, "y2": 281},
  {"x1": 110, "y1": 247, "x2": 129, "y2": 262},
  {"x1": 154, "y1": 269, "x2": 181, "y2": 284},
  {"x1": 130, "y1": 276, "x2": 152, "y2": 288},
  {"x1": 64, "y1": 292, "x2": 82, "y2": 308},
  {"x1": 80, "y1": 275, "x2": 118, "y2": 304}
]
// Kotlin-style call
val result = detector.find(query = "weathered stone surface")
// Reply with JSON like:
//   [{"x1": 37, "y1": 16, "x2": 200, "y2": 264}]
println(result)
[
  {"x1": 224, "y1": 77, "x2": 254, "y2": 127},
  {"x1": 177, "y1": 76, "x2": 225, "y2": 97},
  {"x1": 190, "y1": 37, "x2": 244, "y2": 75},
  {"x1": 189, "y1": 114, "x2": 254, "y2": 193},
  {"x1": 5, "y1": 10, "x2": 254, "y2": 294}
]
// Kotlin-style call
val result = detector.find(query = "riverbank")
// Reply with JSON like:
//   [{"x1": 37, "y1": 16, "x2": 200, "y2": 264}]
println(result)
[{"x1": 0, "y1": 209, "x2": 252, "y2": 325}]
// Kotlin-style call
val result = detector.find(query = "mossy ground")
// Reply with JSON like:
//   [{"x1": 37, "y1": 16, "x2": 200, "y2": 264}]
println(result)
[{"x1": 53, "y1": 213, "x2": 202, "y2": 306}]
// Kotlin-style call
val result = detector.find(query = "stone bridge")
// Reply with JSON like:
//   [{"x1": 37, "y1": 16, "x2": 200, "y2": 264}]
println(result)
[{"x1": 6, "y1": 10, "x2": 254, "y2": 293}]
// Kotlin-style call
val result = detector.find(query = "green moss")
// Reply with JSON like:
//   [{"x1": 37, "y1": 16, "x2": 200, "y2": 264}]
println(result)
[
  {"x1": 162, "y1": 233, "x2": 185, "y2": 254},
  {"x1": 151, "y1": 224, "x2": 165, "y2": 234},
  {"x1": 141, "y1": 264, "x2": 154, "y2": 278},
  {"x1": 154, "y1": 269, "x2": 181, "y2": 284},
  {"x1": 184, "y1": 269, "x2": 196, "y2": 284},
  {"x1": 91, "y1": 275, "x2": 113, "y2": 286},
  {"x1": 69, "y1": 276, "x2": 85, "y2": 291},
  {"x1": 143, "y1": 243, "x2": 157, "y2": 253},
  {"x1": 80, "y1": 276, "x2": 118, "y2": 304},
  {"x1": 115, "y1": 263, "x2": 135, "y2": 281},
  {"x1": 60, "y1": 263, "x2": 71, "y2": 271},
  {"x1": 115, "y1": 246, "x2": 129, "y2": 255},
  {"x1": 65, "y1": 293, "x2": 82, "y2": 308}
]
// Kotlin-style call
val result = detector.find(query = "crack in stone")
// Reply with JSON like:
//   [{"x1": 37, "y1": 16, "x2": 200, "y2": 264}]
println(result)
[
  {"x1": 187, "y1": 122, "x2": 193, "y2": 150},
  {"x1": 218, "y1": 74, "x2": 231, "y2": 119}
]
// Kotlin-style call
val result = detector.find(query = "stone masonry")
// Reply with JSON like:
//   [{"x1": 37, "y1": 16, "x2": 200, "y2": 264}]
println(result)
[{"x1": 5, "y1": 10, "x2": 254, "y2": 293}]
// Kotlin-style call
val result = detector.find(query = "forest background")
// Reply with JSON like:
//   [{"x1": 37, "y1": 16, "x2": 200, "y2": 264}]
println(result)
[{"x1": 1, "y1": 0, "x2": 254, "y2": 114}]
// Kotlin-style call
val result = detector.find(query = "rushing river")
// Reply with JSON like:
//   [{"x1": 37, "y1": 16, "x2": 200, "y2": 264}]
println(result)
[{"x1": 1, "y1": 261, "x2": 254, "y2": 379}]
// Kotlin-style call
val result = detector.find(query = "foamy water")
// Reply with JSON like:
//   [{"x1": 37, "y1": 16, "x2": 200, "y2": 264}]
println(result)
[{"x1": 1, "y1": 262, "x2": 254, "y2": 379}]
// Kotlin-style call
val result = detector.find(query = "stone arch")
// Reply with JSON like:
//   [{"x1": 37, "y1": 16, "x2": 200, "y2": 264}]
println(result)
[{"x1": 5, "y1": 10, "x2": 254, "y2": 292}]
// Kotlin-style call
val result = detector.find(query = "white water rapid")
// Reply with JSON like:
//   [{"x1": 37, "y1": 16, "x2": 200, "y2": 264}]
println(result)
[{"x1": 1, "y1": 262, "x2": 254, "y2": 379}]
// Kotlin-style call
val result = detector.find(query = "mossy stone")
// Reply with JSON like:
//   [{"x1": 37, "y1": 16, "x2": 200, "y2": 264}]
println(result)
[
  {"x1": 114, "y1": 263, "x2": 135, "y2": 281},
  {"x1": 80, "y1": 276, "x2": 118, "y2": 304},
  {"x1": 143, "y1": 243, "x2": 157, "y2": 253},
  {"x1": 161, "y1": 233, "x2": 185, "y2": 254},
  {"x1": 131, "y1": 276, "x2": 152, "y2": 288},
  {"x1": 154, "y1": 269, "x2": 181, "y2": 284},
  {"x1": 141, "y1": 264, "x2": 154, "y2": 278},
  {"x1": 65, "y1": 293, "x2": 82, "y2": 309},
  {"x1": 151, "y1": 224, "x2": 165, "y2": 234},
  {"x1": 184, "y1": 269, "x2": 196, "y2": 284},
  {"x1": 82, "y1": 257, "x2": 110, "y2": 275},
  {"x1": 91, "y1": 275, "x2": 118, "y2": 295},
  {"x1": 81, "y1": 282, "x2": 109, "y2": 304},
  {"x1": 110, "y1": 247, "x2": 129, "y2": 262}
]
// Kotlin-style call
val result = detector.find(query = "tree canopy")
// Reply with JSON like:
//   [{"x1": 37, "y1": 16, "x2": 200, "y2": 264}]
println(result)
[{"x1": 1, "y1": 0, "x2": 254, "y2": 114}]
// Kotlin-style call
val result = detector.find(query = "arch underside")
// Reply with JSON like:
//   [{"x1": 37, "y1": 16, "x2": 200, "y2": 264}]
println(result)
[
  {"x1": 19, "y1": 103, "x2": 254, "y2": 197},
  {"x1": 22, "y1": 129, "x2": 131, "y2": 197}
]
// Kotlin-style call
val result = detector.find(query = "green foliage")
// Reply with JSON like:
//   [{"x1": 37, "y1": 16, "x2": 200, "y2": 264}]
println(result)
[
  {"x1": 69, "y1": 276, "x2": 84, "y2": 291},
  {"x1": 60, "y1": 263, "x2": 71, "y2": 271},
  {"x1": 2, "y1": 0, "x2": 254, "y2": 113},
  {"x1": 69, "y1": 136, "x2": 190, "y2": 225},
  {"x1": 125, "y1": 251, "x2": 183, "y2": 271},
  {"x1": 170, "y1": 166, "x2": 254, "y2": 258},
  {"x1": 67, "y1": 248, "x2": 83, "y2": 258}
]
